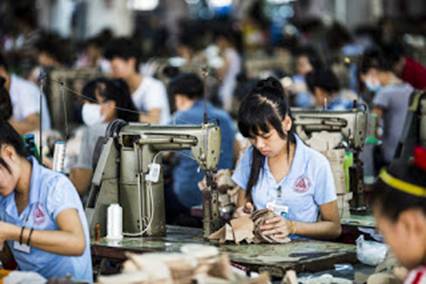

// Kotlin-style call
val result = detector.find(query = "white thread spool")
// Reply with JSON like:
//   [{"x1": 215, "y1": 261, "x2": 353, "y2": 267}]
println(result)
[
  {"x1": 107, "y1": 204, "x2": 123, "y2": 240},
  {"x1": 52, "y1": 141, "x2": 66, "y2": 173}
]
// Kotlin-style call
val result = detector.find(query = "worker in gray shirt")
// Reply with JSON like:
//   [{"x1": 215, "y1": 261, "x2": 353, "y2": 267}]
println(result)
[{"x1": 360, "y1": 48, "x2": 414, "y2": 167}]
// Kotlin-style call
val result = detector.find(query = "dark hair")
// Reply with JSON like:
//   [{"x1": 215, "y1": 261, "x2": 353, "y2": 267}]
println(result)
[
  {"x1": 169, "y1": 73, "x2": 204, "y2": 100},
  {"x1": 370, "y1": 159, "x2": 426, "y2": 221},
  {"x1": 238, "y1": 77, "x2": 296, "y2": 202},
  {"x1": 381, "y1": 43, "x2": 405, "y2": 69},
  {"x1": 0, "y1": 77, "x2": 13, "y2": 121},
  {"x1": 359, "y1": 48, "x2": 394, "y2": 74},
  {"x1": 81, "y1": 79, "x2": 99, "y2": 102},
  {"x1": 305, "y1": 69, "x2": 340, "y2": 95},
  {"x1": 214, "y1": 29, "x2": 244, "y2": 54},
  {"x1": 0, "y1": 122, "x2": 28, "y2": 173},
  {"x1": 293, "y1": 46, "x2": 324, "y2": 71},
  {"x1": 94, "y1": 78, "x2": 139, "y2": 122},
  {"x1": 35, "y1": 33, "x2": 72, "y2": 66},
  {"x1": 325, "y1": 22, "x2": 353, "y2": 51},
  {"x1": 104, "y1": 37, "x2": 141, "y2": 72},
  {"x1": 0, "y1": 53, "x2": 9, "y2": 71}
]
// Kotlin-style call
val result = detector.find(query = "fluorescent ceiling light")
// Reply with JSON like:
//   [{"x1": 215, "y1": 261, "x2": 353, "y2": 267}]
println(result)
[
  {"x1": 128, "y1": 0, "x2": 159, "y2": 11},
  {"x1": 208, "y1": 0, "x2": 232, "y2": 8}
]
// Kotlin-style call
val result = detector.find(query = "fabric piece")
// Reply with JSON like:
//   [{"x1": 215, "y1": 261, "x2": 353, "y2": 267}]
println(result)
[{"x1": 209, "y1": 209, "x2": 291, "y2": 244}]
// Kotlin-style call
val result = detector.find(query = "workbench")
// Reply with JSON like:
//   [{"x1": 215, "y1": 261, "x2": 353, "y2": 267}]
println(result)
[
  {"x1": 91, "y1": 226, "x2": 357, "y2": 278},
  {"x1": 341, "y1": 214, "x2": 376, "y2": 228}
]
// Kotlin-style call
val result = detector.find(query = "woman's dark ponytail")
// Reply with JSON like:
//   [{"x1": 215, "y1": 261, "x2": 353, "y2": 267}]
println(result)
[{"x1": 246, "y1": 148, "x2": 264, "y2": 203}]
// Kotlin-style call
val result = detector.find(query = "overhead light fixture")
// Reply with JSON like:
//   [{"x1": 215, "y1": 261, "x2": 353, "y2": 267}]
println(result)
[
  {"x1": 127, "y1": 0, "x2": 159, "y2": 11},
  {"x1": 207, "y1": 0, "x2": 232, "y2": 8}
]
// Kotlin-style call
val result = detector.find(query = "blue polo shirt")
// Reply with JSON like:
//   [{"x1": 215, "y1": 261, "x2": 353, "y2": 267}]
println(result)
[
  {"x1": 0, "y1": 157, "x2": 92, "y2": 282},
  {"x1": 232, "y1": 135, "x2": 336, "y2": 223},
  {"x1": 326, "y1": 95, "x2": 354, "y2": 111},
  {"x1": 170, "y1": 100, "x2": 236, "y2": 208}
]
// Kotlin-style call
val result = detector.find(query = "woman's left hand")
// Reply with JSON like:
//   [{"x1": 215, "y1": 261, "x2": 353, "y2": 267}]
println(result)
[{"x1": 259, "y1": 216, "x2": 292, "y2": 240}]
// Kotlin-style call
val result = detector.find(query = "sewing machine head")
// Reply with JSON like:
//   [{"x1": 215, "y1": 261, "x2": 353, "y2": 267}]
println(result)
[
  {"x1": 85, "y1": 120, "x2": 221, "y2": 238},
  {"x1": 291, "y1": 107, "x2": 368, "y2": 150},
  {"x1": 291, "y1": 107, "x2": 368, "y2": 212},
  {"x1": 112, "y1": 121, "x2": 221, "y2": 171}
]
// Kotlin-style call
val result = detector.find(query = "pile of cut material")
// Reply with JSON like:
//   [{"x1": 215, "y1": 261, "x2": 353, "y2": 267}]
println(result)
[
  {"x1": 305, "y1": 131, "x2": 352, "y2": 219},
  {"x1": 98, "y1": 244, "x2": 269, "y2": 284},
  {"x1": 209, "y1": 209, "x2": 291, "y2": 244}
]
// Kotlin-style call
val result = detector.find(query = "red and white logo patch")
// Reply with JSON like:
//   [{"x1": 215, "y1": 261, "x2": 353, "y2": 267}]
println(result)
[
  {"x1": 33, "y1": 204, "x2": 46, "y2": 225},
  {"x1": 294, "y1": 176, "x2": 311, "y2": 193}
]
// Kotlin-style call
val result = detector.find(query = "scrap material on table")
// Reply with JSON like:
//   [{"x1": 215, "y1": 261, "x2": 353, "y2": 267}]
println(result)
[
  {"x1": 209, "y1": 209, "x2": 291, "y2": 244},
  {"x1": 92, "y1": 226, "x2": 357, "y2": 278},
  {"x1": 98, "y1": 245, "x2": 270, "y2": 284}
]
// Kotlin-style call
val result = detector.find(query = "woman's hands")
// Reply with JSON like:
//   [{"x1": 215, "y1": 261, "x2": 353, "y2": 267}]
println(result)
[
  {"x1": 233, "y1": 202, "x2": 254, "y2": 218},
  {"x1": 259, "y1": 215, "x2": 296, "y2": 240}
]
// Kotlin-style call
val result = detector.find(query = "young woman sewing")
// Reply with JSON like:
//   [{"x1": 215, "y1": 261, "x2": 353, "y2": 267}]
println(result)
[
  {"x1": 0, "y1": 121, "x2": 92, "y2": 282},
  {"x1": 232, "y1": 77, "x2": 341, "y2": 240}
]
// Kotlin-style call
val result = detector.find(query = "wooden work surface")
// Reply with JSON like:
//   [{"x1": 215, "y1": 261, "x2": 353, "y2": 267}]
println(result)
[
  {"x1": 91, "y1": 226, "x2": 357, "y2": 277},
  {"x1": 341, "y1": 214, "x2": 376, "y2": 228}
]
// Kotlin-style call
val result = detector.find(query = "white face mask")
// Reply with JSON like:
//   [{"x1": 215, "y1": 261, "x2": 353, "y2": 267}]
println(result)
[
  {"x1": 81, "y1": 103, "x2": 104, "y2": 126},
  {"x1": 365, "y1": 78, "x2": 381, "y2": 93}
]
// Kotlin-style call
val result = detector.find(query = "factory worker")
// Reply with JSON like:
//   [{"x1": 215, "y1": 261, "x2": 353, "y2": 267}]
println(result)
[
  {"x1": 232, "y1": 77, "x2": 341, "y2": 240},
  {"x1": 369, "y1": 150, "x2": 426, "y2": 284},
  {"x1": 0, "y1": 121, "x2": 92, "y2": 282}
]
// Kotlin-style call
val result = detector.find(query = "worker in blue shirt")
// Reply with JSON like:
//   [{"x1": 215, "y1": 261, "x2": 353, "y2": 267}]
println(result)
[
  {"x1": 166, "y1": 73, "x2": 236, "y2": 225},
  {"x1": 0, "y1": 121, "x2": 92, "y2": 282},
  {"x1": 305, "y1": 69, "x2": 355, "y2": 111},
  {"x1": 232, "y1": 77, "x2": 341, "y2": 240}
]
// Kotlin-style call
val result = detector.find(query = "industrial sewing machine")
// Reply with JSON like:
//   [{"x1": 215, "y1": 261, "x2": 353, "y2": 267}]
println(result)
[
  {"x1": 85, "y1": 120, "x2": 223, "y2": 238},
  {"x1": 291, "y1": 107, "x2": 368, "y2": 212}
]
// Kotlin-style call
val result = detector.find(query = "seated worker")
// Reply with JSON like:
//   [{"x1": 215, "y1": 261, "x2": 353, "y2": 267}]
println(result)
[
  {"x1": 166, "y1": 73, "x2": 236, "y2": 225},
  {"x1": 287, "y1": 46, "x2": 324, "y2": 108},
  {"x1": 0, "y1": 121, "x2": 92, "y2": 282},
  {"x1": 232, "y1": 77, "x2": 341, "y2": 240},
  {"x1": 215, "y1": 31, "x2": 242, "y2": 112},
  {"x1": 70, "y1": 78, "x2": 139, "y2": 196},
  {"x1": 369, "y1": 149, "x2": 426, "y2": 284},
  {"x1": 104, "y1": 37, "x2": 170, "y2": 124},
  {"x1": 305, "y1": 68, "x2": 355, "y2": 110},
  {"x1": 382, "y1": 43, "x2": 426, "y2": 90},
  {"x1": 359, "y1": 48, "x2": 413, "y2": 168},
  {"x1": 0, "y1": 53, "x2": 51, "y2": 134},
  {"x1": 35, "y1": 33, "x2": 71, "y2": 69}
]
